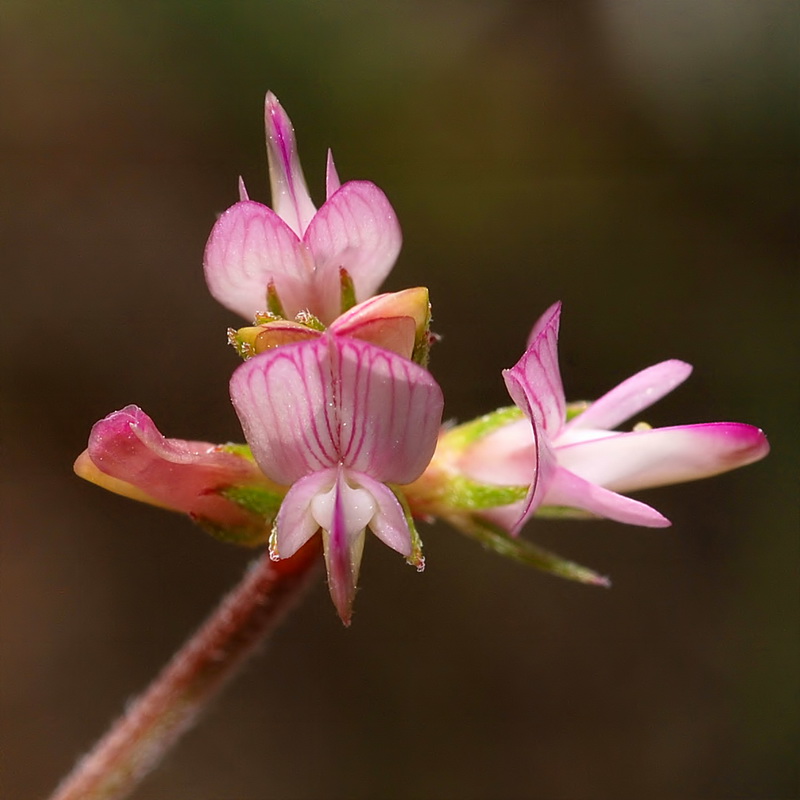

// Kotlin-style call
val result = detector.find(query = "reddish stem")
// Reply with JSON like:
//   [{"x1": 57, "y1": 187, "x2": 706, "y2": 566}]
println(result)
[{"x1": 48, "y1": 541, "x2": 321, "y2": 800}]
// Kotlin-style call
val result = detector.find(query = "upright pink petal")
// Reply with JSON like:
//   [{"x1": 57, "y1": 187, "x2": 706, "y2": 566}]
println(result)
[
  {"x1": 333, "y1": 337, "x2": 443, "y2": 482},
  {"x1": 556, "y1": 422, "x2": 770, "y2": 493},
  {"x1": 264, "y1": 91, "x2": 316, "y2": 236},
  {"x1": 503, "y1": 302, "x2": 565, "y2": 437},
  {"x1": 304, "y1": 181, "x2": 402, "y2": 311},
  {"x1": 565, "y1": 360, "x2": 693, "y2": 433},
  {"x1": 230, "y1": 340, "x2": 338, "y2": 485},
  {"x1": 203, "y1": 201, "x2": 312, "y2": 321},
  {"x1": 229, "y1": 335, "x2": 444, "y2": 487}
]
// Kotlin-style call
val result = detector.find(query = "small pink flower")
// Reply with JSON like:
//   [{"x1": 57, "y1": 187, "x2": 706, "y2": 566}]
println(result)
[
  {"x1": 230, "y1": 334, "x2": 444, "y2": 624},
  {"x1": 465, "y1": 302, "x2": 770, "y2": 531},
  {"x1": 204, "y1": 93, "x2": 402, "y2": 325},
  {"x1": 74, "y1": 405, "x2": 283, "y2": 544}
]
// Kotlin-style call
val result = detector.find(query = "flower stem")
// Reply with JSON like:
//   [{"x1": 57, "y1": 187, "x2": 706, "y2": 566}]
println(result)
[{"x1": 48, "y1": 541, "x2": 321, "y2": 800}]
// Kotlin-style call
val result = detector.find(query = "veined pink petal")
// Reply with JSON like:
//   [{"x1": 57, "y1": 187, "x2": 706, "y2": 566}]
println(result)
[
  {"x1": 353, "y1": 472, "x2": 412, "y2": 557},
  {"x1": 556, "y1": 422, "x2": 770, "y2": 493},
  {"x1": 333, "y1": 337, "x2": 443, "y2": 482},
  {"x1": 565, "y1": 360, "x2": 693, "y2": 433},
  {"x1": 326, "y1": 149, "x2": 341, "y2": 199},
  {"x1": 230, "y1": 340, "x2": 338, "y2": 485},
  {"x1": 203, "y1": 200, "x2": 313, "y2": 321},
  {"x1": 264, "y1": 92, "x2": 316, "y2": 236},
  {"x1": 304, "y1": 181, "x2": 402, "y2": 311},
  {"x1": 504, "y1": 302, "x2": 565, "y2": 437},
  {"x1": 230, "y1": 335, "x2": 444, "y2": 487},
  {"x1": 543, "y1": 467, "x2": 671, "y2": 528},
  {"x1": 75, "y1": 405, "x2": 272, "y2": 527},
  {"x1": 273, "y1": 469, "x2": 336, "y2": 558}
]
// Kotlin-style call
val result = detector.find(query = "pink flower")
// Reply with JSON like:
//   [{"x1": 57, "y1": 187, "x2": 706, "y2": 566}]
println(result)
[
  {"x1": 230, "y1": 334, "x2": 444, "y2": 624},
  {"x1": 204, "y1": 93, "x2": 402, "y2": 326},
  {"x1": 466, "y1": 302, "x2": 770, "y2": 532},
  {"x1": 74, "y1": 406, "x2": 285, "y2": 545}
]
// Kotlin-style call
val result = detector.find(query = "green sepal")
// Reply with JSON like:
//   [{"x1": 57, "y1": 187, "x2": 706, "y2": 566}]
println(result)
[
  {"x1": 445, "y1": 406, "x2": 525, "y2": 450},
  {"x1": 218, "y1": 443, "x2": 257, "y2": 461},
  {"x1": 444, "y1": 476, "x2": 528, "y2": 511},
  {"x1": 565, "y1": 400, "x2": 590, "y2": 422},
  {"x1": 294, "y1": 310, "x2": 325, "y2": 331},
  {"x1": 456, "y1": 517, "x2": 610, "y2": 587},
  {"x1": 227, "y1": 327, "x2": 254, "y2": 360},
  {"x1": 191, "y1": 516, "x2": 270, "y2": 548},
  {"x1": 411, "y1": 298, "x2": 433, "y2": 368},
  {"x1": 221, "y1": 483, "x2": 285, "y2": 519},
  {"x1": 391, "y1": 486, "x2": 425, "y2": 570},
  {"x1": 534, "y1": 504, "x2": 594, "y2": 520},
  {"x1": 266, "y1": 280, "x2": 287, "y2": 318},
  {"x1": 339, "y1": 267, "x2": 357, "y2": 314}
]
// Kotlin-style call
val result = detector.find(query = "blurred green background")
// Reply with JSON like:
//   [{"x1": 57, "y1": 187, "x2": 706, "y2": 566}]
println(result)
[{"x1": 2, "y1": 2, "x2": 797, "y2": 798}]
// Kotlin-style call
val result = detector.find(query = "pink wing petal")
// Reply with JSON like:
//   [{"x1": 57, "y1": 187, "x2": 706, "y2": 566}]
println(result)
[
  {"x1": 544, "y1": 466, "x2": 671, "y2": 528},
  {"x1": 504, "y1": 302, "x2": 566, "y2": 438},
  {"x1": 556, "y1": 422, "x2": 770, "y2": 493},
  {"x1": 565, "y1": 360, "x2": 693, "y2": 432},
  {"x1": 304, "y1": 181, "x2": 402, "y2": 308},
  {"x1": 264, "y1": 92, "x2": 317, "y2": 236},
  {"x1": 333, "y1": 337, "x2": 443, "y2": 483},
  {"x1": 353, "y1": 472, "x2": 412, "y2": 557},
  {"x1": 203, "y1": 200, "x2": 313, "y2": 321},
  {"x1": 273, "y1": 469, "x2": 336, "y2": 558},
  {"x1": 75, "y1": 405, "x2": 271, "y2": 528},
  {"x1": 230, "y1": 341, "x2": 339, "y2": 485}
]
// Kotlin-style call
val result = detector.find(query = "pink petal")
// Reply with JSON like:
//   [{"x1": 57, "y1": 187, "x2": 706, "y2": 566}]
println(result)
[
  {"x1": 273, "y1": 469, "x2": 336, "y2": 558},
  {"x1": 304, "y1": 181, "x2": 402, "y2": 311},
  {"x1": 503, "y1": 302, "x2": 565, "y2": 438},
  {"x1": 230, "y1": 339, "x2": 339, "y2": 485},
  {"x1": 203, "y1": 200, "x2": 314, "y2": 321},
  {"x1": 326, "y1": 149, "x2": 341, "y2": 199},
  {"x1": 458, "y1": 419, "x2": 534, "y2": 487},
  {"x1": 230, "y1": 336, "x2": 444, "y2": 488},
  {"x1": 264, "y1": 92, "x2": 316, "y2": 236},
  {"x1": 565, "y1": 360, "x2": 693, "y2": 433},
  {"x1": 333, "y1": 337, "x2": 443, "y2": 483},
  {"x1": 556, "y1": 422, "x2": 770, "y2": 493},
  {"x1": 353, "y1": 472, "x2": 412, "y2": 557},
  {"x1": 543, "y1": 467, "x2": 671, "y2": 528},
  {"x1": 75, "y1": 405, "x2": 272, "y2": 529},
  {"x1": 316, "y1": 467, "x2": 373, "y2": 625}
]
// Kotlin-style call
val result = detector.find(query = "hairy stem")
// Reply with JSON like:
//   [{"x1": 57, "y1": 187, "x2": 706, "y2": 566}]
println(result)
[{"x1": 48, "y1": 541, "x2": 321, "y2": 800}]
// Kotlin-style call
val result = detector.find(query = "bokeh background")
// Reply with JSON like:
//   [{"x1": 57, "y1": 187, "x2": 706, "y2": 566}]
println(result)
[{"x1": 2, "y1": 2, "x2": 798, "y2": 799}]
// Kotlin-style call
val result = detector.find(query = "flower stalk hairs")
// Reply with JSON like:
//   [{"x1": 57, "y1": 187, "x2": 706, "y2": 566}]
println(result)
[{"x1": 54, "y1": 94, "x2": 769, "y2": 800}]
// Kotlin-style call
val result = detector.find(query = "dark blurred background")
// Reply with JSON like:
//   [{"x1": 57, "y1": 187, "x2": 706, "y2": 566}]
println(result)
[{"x1": 2, "y1": 2, "x2": 798, "y2": 799}]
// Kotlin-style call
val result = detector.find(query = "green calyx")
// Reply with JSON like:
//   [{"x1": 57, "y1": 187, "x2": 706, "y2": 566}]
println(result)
[{"x1": 455, "y1": 517, "x2": 610, "y2": 587}]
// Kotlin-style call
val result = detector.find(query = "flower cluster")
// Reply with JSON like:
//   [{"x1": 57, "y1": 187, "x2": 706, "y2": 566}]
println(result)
[{"x1": 76, "y1": 94, "x2": 769, "y2": 623}]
